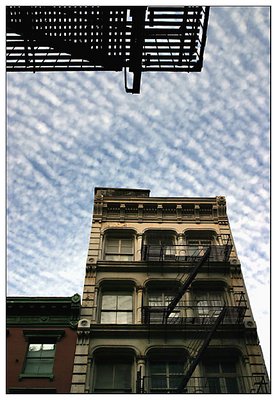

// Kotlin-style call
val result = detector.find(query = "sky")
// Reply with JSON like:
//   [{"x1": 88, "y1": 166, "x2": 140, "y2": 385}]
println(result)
[{"x1": 6, "y1": 6, "x2": 270, "y2": 372}]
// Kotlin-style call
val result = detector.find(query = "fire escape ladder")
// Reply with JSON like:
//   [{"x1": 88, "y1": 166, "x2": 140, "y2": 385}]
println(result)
[
  {"x1": 124, "y1": 7, "x2": 147, "y2": 93},
  {"x1": 176, "y1": 306, "x2": 228, "y2": 393},
  {"x1": 164, "y1": 246, "x2": 211, "y2": 321}
]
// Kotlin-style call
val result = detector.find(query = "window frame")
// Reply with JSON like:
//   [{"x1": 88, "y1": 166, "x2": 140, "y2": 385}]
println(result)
[
  {"x1": 92, "y1": 352, "x2": 134, "y2": 393},
  {"x1": 99, "y1": 291, "x2": 133, "y2": 324},
  {"x1": 19, "y1": 330, "x2": 64, "y2": 380},
  {"x1": 145, "y1": 284, "x2": 181, "y2": 324},
  {"x1": 104, "y1": 235, "x2": 134, "y2": 261},
  {"x1": 146, "y1": 351, "x2": 187, "y2": 394},
  {"x1": 203, "y1": 357, "x2": 241, "y2": 394},
  {"x1": 192, "y1": 288, "x2": 226, "y2": 318}
]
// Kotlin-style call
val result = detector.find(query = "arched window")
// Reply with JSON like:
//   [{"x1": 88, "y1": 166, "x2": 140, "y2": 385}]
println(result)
[
  {"x1": 142, "y1": 230, "x2": 176, "y2": 261},
  {"x1": 201, "y1": 349, "x2": 243, "y2": 393},
  {"x1": 92, "y1": 349, "x2": 135, "y2": 393},
  {"x1": 103, "y1": 230, "x2": 135, "y2": 261},
  {"x1": 99, "y1": 281, "x2": 134, "y2": 324},
  {"x1": 146, "y1": 348, "x2": 187, "y2": 393},
  {"x1": 143, "y1": 281, "x2": 181, "y2": 324}
]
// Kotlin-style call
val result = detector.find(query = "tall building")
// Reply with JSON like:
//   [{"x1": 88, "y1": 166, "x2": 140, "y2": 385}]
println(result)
[{"x1": 70, "y1": 187, "x2": 269, "y2": 394}]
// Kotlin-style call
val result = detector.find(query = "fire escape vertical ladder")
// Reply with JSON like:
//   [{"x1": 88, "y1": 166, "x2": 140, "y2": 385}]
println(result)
[
  {"x1": 176, "y1": 306, "x2": 227, "y2": 393},
  {"x1": 165, "y1": 246, "x2": 211, "y2": 321},
  {"x1": 124, "y1": 7, "x2": 147, "y2": 93}
]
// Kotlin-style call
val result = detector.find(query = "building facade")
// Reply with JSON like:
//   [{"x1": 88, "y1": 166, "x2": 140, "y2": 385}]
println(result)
[
  {"x1": 7, "y1": 294, "x2": 81, "y2": 394},
  {"x1": 70, "y1": 187, "x2": 269, "y2": 394}
]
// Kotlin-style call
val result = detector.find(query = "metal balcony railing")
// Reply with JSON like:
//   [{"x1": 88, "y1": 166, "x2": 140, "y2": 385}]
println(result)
[
  {"x1": 142, "y1": 302, "x2": 246, "y2": 325},
  {"x1": 141, "y1": 244, "x2": 232, "y2": 262},
  {"x1": 138, "y1": 374, "x2": 269, "y2": 394}
]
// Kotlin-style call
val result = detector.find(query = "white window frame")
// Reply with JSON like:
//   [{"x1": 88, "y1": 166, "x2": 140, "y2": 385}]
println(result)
[
  {"x1": 104, "y1": 236, "x2": 134, "y2": 261},
  {"x1": 100, "y1": 291, "x2": 133, "y2": 324}
]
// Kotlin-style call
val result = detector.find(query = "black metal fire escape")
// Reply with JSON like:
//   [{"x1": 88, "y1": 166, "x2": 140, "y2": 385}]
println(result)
[
  {"x1": 6, "y1": 6, "x2": 210, "y2": 93},
  {"x1": 138, "y1": 237, "x2": 256, "y2": 393}
]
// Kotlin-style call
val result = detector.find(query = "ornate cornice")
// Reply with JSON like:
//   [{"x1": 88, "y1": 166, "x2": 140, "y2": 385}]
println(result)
[{"x1": 6, "y1": 294, "x2": 81, "y2": 328}]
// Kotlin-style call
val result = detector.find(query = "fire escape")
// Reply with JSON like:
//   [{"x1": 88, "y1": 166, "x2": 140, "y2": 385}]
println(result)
[
  {"x1": 137, "y1": 235, "x2": 268, "y2": 394},
  {"x1": 6, "y1": 6, "x2": 210, "y2": 93}
]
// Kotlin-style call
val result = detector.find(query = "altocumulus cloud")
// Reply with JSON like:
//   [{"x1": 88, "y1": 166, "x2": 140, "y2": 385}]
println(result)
[{"x1": 7, "y1": 7, "x2": 270, "y2": 370}]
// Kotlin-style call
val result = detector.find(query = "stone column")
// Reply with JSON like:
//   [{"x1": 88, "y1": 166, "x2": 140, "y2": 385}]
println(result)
[
  {"x1": 136, "y1": 286, "x2": 144, "y2": 323},
  {"x1": 136, "y1": 233, "x2": 143, "y2": 262},
  {"x1": 136, "y1": 356, "x2": 146, "y2": 393}
]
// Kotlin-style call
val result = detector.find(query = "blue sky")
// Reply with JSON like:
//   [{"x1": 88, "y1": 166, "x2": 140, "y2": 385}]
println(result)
[{"x1": 6, "y1": 6, "x2": 270, "y2": 371}]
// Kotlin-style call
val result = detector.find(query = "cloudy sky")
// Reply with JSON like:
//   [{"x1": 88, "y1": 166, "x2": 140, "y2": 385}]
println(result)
[{"x1": 6, "y1": 6, "x2": 270, "y2": 371}]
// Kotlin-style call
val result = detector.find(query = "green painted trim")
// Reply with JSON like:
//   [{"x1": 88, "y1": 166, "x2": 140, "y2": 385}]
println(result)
[
  {"x1": 23, "y1": 329, "x2": 65, "y2": 341},
  {"x1": 19, "y1": 373, "x2": 54, "y2": 381}
]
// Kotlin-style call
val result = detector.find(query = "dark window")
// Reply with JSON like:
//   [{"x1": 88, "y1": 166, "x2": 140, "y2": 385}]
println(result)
[
  {"x1": 143, "y1": 232, "x2": 175, "y2": 261},
  {"x1": 93, "y1": 358, "x2": 133, "y2": 393},
  {"x1": 149, "y1": 360, "x2": 184, "y2": 393},
  {"x1": 204, "y1": 359, "x2": 240, "y2": 393}
]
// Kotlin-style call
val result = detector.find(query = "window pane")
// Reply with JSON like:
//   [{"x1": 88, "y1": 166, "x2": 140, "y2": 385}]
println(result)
[
  {"x1": 95, "y1": 361, "x2": 131, "y2": 392},
  {"x1": 117, "y1": 311, "x2": 132, "y2": 324},
  {"x1": 105, "y1": 255, "x2": 118, "y2": 261},
  {"x1": 118, "y1": 295, "x2": 132, "y2": 309},
  {"x1": 149, "y1": 294, "x2": 163, "y2": 306},
  {"x1": 205, "y1": 360, "x2": 220, "y2": 373},
  {"x1": 106, "y1": 238, "x2": 119, "y2": 250},
  {"x1": 221, "y1": 361, "x2": 236, "y2": 373},
  {"x1": 37, "y1": 359, "x2": 53, "y2": 374},
  {"x1": 169, "y1": 362, "x2": 183, "y2": 373},
  {"x1": 169, "y1": 375, "x2": 182, "y2": 389},
  {"x1": 101, "y1": 311, "x2": 117, "y2": 323},
  {"x1": 28, "y1": 344, "x2": 43, "y2": 358},
  {"x1": 225, "y1": 377, "x2": 239, "y2": 393},
  {"x1": 207, "y1": 377, "x2": 221, "y2": 393},
  {"x1": 151, "y1": 375, "x2": 167, "y2": 389},
  {"x1": 42, "y1": 344, "x2": 55, "y2": 351},
  {"x1": 150, "y1": 362, "x2": 166, "y2": 373},
  {"x1": 102, "y1": 295, "x2": 117, "y2": 310},
  {"x1": 114, "y1": 363, "x2": 131, "y2": 389},
  {"x1": 119, "y1": 255, "x2": 133, "y2": 261},
  {"x1": 24, "y1": 359, "x2": 40, "y2": 374},
  {"x1": 95, "y1": 364, "x2": 114, "y2": 388},
  {"x1": 120, "y1": 239, "x2": 133, "y2": 253}
]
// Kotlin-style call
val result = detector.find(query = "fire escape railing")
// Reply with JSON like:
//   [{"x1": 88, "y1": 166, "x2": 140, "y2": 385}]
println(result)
[
  {"x1": 142, "y1": 299, "x2": 247, "y2": 326},
  {"x1": 6, "y1": 6, "x2": 210, "y2": 94},
  {"x1": 138, "y1": 245, "x2": 249, "y2": 394},
  {"x1": 138, "y1": 374, "x2": 270, "y2": 394},
  {"x1": 141, "y1": 243, "x2": 232, "y2": 263}
]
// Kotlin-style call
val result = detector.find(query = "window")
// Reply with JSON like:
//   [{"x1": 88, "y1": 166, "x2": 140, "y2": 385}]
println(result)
[
  {"x1": 104, "y1": 236, "x2": 133, "y2": 261},
  {"x1": 193, "y1": 289, "x2": 225, "y2": 318},
  {"x1": 187, "y1": 239, "x2": 211, "y2": 257},
  {"x1": 92, "y1": 353, "x2": 133, "y2": 393},
  {"x1": 145, "y1": 286, "x2": 180, "y2": 324},
  {"x1": 100, "y1": 292, "x2": 133, "y2": 324},
  {"x1": 20, "y1": 330, "x2": 64, "y2": 379},
  {"x1": 24, "y1": 343, "x2": 55, "y2": 376},
  {"x1": 203, "y1": 358, "x2": 240, "y2": 393},
  {"x1": 146, "y1": 350, "x2": 187, "y2": 394},
  {"x1": 149, "y1": 360, "x2": 184, "y2": 392},
  {"x1": 143, "y1": 231, "x2": 175, "y2": 261}
]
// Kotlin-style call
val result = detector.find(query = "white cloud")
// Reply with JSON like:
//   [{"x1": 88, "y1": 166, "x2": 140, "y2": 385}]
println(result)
[{"x1": 7, "y1": 6, "x2": 270, "y2": 371}]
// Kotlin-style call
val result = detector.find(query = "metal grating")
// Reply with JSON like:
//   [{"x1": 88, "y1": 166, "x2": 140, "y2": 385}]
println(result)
[{"x1": 6, "y1": 6, "x2": 210, "y2": 93}]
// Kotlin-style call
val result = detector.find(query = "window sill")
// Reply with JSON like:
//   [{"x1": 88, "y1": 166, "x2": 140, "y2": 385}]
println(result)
[{"x1": 19, "y1": 373, "x2": 54, "y2": 381}]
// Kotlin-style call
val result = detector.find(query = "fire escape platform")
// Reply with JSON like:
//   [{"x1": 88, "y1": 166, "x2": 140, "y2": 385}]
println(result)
[{"x1": 6, "y1": 6, "x2": 210, "y2": 93}]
